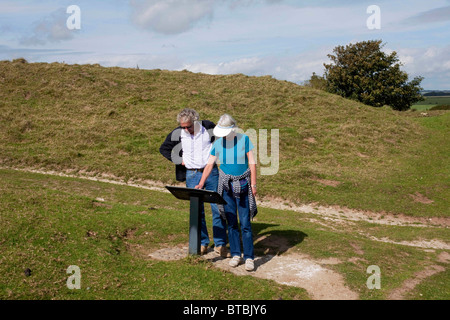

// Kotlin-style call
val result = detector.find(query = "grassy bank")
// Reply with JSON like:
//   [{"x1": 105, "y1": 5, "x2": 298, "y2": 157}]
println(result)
[
  {"x1": 0, "y1": 169, "x2": 308, "y2": 300},
  {"x1": 0, "y1": 59, "x2": 448, "y2": 218},
  {"x1": 1, "y1": 169, "x2": 448, "y2": 300}
]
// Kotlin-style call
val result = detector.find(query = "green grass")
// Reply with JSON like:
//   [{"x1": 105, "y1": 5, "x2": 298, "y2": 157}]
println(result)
[
  {"x1": 0, "y1": 169, "x2": 448, "y2": 300},
  {"x1": 0, "y1": 169, "x2": 308, "y2": 300},
  {"x1": 0, "y1": 59, "x2": 448, "y2": 300},
  {"x1": 407, "y1": 269, "x2": 450, "y2": 300},
  {"x1": 0, "y1": 60, "x2": 448, "y2": 218},
  {"x1": 412, "y1": 96, "x2": 450, "y2": 111}
]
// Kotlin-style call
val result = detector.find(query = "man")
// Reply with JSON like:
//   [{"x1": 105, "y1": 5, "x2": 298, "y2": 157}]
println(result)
[{"x1": 159, "y1": 108, "x2": 229, "y2": 257}]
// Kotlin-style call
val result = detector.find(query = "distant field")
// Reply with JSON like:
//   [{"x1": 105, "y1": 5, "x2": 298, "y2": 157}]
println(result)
[{"x1": 412, "y1": 96, "x2": 450, "y2": 111}]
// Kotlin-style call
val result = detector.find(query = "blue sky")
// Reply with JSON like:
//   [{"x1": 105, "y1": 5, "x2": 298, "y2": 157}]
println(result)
[{"x1": 1, "y1": 0, "x2": 450, "y2": 89}]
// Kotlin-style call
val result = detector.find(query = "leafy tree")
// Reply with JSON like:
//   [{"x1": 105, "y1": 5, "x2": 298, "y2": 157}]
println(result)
[
  {"x1": 304, "y1": 72, "x2": 327, "y2": 90},
  {"x1": 323, "y1": 40, "x2": 424, "y2": 111}
]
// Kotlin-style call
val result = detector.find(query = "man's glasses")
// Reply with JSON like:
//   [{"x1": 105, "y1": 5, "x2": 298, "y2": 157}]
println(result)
[{"x1": 181, "y1": 124, "x2": 193, "y2": 129}]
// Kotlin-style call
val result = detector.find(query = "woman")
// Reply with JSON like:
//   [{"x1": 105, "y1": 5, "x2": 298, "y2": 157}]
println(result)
[{"x1": 195, "y1": 114, "x2": 257, "y2": 271}]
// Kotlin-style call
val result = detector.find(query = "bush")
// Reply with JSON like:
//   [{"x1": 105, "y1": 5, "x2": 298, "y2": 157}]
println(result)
[
  {"x1": 304, "y1": 72, "x2": 327, "y2": 90},
  {"x1": 323, "y1": 40, "x2": 424, "y2": 111},
  {"x1": 429, "y1": 105, "x2": 450, "y2": 111}
]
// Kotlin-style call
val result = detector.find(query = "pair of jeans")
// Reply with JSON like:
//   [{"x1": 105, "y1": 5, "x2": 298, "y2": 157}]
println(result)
[
  {"x1": 222, "y1": 183, "x2": 254, "y2": 260},
  {"x1": 185, "y1": 166, "x2": 227, "y2": 247}
]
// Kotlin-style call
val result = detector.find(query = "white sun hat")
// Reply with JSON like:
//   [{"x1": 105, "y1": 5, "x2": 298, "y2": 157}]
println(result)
[
  {"x1": 213, "y1": 124, "x2": 236, "y2": 137},
  {"x1": 214, "y1": 114, "x2": 237, "y2": 137}
]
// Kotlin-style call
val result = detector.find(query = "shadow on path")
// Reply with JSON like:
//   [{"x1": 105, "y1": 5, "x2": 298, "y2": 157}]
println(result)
[
  {"x1": 208, "y1": 222, "x2": 308, "y2": 271},
  {"x1": 251, "y1": 222, "x2": 308, "y2": 270}
]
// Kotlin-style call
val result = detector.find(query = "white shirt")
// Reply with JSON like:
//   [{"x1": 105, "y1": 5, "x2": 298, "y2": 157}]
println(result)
[{"x1": 180, "y1": 123, "x2": 212, "y2": 169}]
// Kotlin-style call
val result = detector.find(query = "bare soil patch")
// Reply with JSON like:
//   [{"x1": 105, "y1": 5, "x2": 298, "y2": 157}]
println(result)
[
  {"x1": 388, "y1": 252, "x2": 449, "y2": 300},
  {"x1": 5, "y1": 166, "x2": 449, "y2": 228},
  {"x1": 310, "y1": 177, "x2": 341, "y2": 187},
  {"x1": 148, "y1": 245, "x2": 359, "y2": 300},
  {"x1": 409, "y1": 192, "x2": 434, "y2": 204},
  {"x1": 258, "y1": 196, "x2": 449, "y2": 228},
  {"x1": 388, "y1": 264, "x2": 446, "y2": 300}
]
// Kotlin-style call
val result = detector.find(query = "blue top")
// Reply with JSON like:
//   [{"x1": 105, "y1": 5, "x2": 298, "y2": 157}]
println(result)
[{"x1": 210, "y1": 133, "x2": 254, "y2": 176}]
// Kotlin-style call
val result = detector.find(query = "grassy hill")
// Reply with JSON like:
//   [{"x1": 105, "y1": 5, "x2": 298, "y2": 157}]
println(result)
[
  {"x1": 1, "y1": 59, "x2": 449, "y2": 301},
  {"x1": 1, "y1": 168, "x2": 448, "y2": 300},
  {"x1": 0, "y1": 58, "x2": 448, "y2": 217}
]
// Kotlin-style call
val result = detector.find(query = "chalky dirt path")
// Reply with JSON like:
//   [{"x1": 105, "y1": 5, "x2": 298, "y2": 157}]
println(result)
[
  {"x1": 149, "y1": 245, "x2": 358, "y2": 300},
  {"x1": 4, "y1": 167, "x2": 450, "y2": 299}
]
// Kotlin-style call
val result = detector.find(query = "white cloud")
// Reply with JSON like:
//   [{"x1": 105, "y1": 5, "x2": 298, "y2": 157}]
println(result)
[
  {"x1": 425, "y1": 47, "x2": 437, "y2": 58},
  {"x1": 395, "y1": 45, "x2": 450, "y2": 88},
  {"x1": 182, "y1": 48, "x2": 331, "y2": 84},
  {"x1": 130, "y1": 0, "x2": 214, "y2": 34},
  {"x1": 399, "y1": 54, "x2": 414, "y2": 65},
  {"x1": 4, "y1": 0, "x2": 449, "y2": 89},
  {"x1": 182, "y1": 57, "x2": 265, "y2": 76},
  {"x1": 19, "y1": 8, "x2": 76, "y2": 46},
  {"x1": 401, "y1": 5, "x2": 450, "y2": 25},
  {"x1": 397, "y1": 46, "x2": 450, "y2": 72},
  {"x1": 0, "y1": 1, "x2": 55, "y2": 14}
]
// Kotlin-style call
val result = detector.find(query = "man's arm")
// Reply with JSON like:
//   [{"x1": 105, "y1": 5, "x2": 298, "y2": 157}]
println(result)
[
  {"x1": 159, "y1": 128, "x2": 181, "y2": 162},
  {"x1": 201, "y1": 120, "x2": 216, "y2": 143}
]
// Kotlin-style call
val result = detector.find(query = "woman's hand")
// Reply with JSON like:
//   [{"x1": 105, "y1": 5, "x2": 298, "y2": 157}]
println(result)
[
  {"x1": 194, "y1": 155, "x2": 216, "y2": 190},
  {"x1": 194, "y1": 183, "x2": 204, "y2": 189}
]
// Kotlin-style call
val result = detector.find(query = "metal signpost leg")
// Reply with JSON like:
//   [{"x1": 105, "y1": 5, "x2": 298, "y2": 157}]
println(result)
[
  {"x1": 188, "y1": 196, "x2": 201, "y2": 255},
  {"x1": 165, "y1": 186, "x2": 226, "y2": 257}
]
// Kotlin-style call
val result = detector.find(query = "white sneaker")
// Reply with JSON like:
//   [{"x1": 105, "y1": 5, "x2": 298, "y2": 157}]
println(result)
[
  {"x1": 229, "y1": 256, "x2": 243, "y2": 267},
  {"x1": 245, "y1": 259, "x2": 255, "y2": 271}
]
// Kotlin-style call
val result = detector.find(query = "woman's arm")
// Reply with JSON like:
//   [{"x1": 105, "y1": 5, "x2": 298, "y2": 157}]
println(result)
[
  {"x1": 194, "y1": 155, "x2": 217, "y2": 189},
  {"x1": 247, "y1": 150, "x2": 257, "y2": 197}
]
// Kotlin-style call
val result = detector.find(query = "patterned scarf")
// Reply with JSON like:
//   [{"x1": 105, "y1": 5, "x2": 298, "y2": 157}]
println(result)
[{"x1": 217, "y1": 168, "x2": 258, "y2": 220}]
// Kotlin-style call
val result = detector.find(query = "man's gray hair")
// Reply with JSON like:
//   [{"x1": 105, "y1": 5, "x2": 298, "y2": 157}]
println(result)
[
  {"x1": 177, "y1": 108, "x2": 199, "y2": 123},
  {"x1": 217, "y1": 113, "x2": 237, "y2": 128}
]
